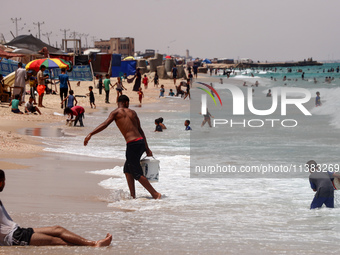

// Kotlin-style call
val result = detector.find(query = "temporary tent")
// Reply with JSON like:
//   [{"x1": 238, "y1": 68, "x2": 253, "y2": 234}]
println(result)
[
  {"x1": 0, "y1": 48, "x2": 24, "y2": 58},
  {"x1": 5, "y1": 34, "x2": 64, "y2": 55},
  {"x1": 111, "y1": 54, "x2": 136, "y2": 77},
  {"x1": 202, "y1": 58, "x2": 212, "y2": 64}
]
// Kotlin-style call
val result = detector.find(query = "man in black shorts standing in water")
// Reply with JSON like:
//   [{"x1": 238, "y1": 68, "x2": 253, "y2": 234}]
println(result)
[
  {"x1": 84, "y1": 95, "x2": 161, "y2": 199},
  {"x1": 0, "y1": 169, "x2": 112, "y2": 246}
]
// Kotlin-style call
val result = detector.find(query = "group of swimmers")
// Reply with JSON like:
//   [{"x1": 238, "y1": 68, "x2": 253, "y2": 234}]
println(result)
[{"x1": 154, "y1": 117, "x2": 192, "y2": 132}]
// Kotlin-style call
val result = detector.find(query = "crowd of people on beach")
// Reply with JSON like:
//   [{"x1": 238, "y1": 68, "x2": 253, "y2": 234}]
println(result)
[{"x1": 2, "y1": 58, "x2": 335, "y2": 250}]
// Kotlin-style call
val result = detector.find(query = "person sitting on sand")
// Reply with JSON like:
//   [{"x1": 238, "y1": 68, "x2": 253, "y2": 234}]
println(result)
[
  {"x1": 64, "y1": 106, "x2": 85, "y2": 127},
  {"x1": 25, "y1": 96, "x2": 41, "y2": 115},
  {"x1": 0, "y1": 169, "x2": 112, "y2": 246},
  {"x1": 9, "y1": 94, "x2": 23, "y2": 114},
  {"x1": 84, "y1": 95, "x2": 161, "y2": 199}
]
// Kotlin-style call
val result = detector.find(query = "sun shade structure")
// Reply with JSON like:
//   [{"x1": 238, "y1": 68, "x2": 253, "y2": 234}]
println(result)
[{"x1": 5, "y1": 34, "x2": 64, "y2": 55}]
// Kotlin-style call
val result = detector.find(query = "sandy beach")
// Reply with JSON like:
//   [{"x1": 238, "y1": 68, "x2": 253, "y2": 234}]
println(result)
[{"x1": 0, "y1": 73, "x2": 201, "y2": 254}]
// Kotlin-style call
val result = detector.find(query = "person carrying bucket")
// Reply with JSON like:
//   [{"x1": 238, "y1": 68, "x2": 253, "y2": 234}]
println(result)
[{"x1": 84, "y1": 95, "x2": 161, "y2": 199}]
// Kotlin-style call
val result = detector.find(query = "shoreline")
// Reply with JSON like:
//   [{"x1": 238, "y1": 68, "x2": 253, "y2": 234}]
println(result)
[
  {"x1": 0, "y1": 73, "x2": 252, "y2": 214},
  {"x1": 0, "y1": 75, "x2": 198, "y2": 213}
]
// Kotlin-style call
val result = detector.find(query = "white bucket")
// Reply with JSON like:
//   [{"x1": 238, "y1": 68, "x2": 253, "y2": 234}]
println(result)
[{"x1": 140, "y1": 157, "x2": 160, "y2": 182}]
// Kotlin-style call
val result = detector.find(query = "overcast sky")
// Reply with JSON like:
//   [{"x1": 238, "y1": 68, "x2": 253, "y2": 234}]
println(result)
[{"x1": 1, "y1": 0, "x2": 340, "y2": 61}]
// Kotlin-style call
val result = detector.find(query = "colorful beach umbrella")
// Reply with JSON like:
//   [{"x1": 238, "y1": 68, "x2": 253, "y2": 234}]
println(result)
[
  {"x1": 165, "y1": 55, "x2": 172, "y2": 59},
  {"x1": 25, "y1": 58, "x2": 69, "y2": 72}
]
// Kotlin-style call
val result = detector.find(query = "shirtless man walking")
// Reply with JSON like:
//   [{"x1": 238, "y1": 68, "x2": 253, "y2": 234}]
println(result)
[
  {"x1": 84, "y1": 95, "x2": 161, "y2": 199},
  {"x1": 0, "y1": 169, "x2": 112, "y2": 246}
]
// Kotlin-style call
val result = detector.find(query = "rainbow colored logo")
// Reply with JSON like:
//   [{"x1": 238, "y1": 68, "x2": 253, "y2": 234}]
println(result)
[{"x1": 197, "y1": 82, "x2": 223, "y2": 106}]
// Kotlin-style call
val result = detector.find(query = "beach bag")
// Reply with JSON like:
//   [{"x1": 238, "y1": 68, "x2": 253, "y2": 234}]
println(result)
[
  {"x1": 37, "y1": 85, "x2": 45, "y2": 96},
  {"x1": 140, "y1": 156, "x2": 160, "y2": 182}
]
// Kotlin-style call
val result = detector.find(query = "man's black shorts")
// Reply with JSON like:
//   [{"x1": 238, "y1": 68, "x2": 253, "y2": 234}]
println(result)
[
  {"x1": 124, "y1": 139, "x2": 146, "y2": 180},
  {"x1": 12, "y1": 227, "x2": 34, "y2": 246}
]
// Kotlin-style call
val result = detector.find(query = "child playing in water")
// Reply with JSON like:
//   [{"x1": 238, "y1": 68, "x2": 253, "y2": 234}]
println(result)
[
  {"x1": 158, "y1": 117, "x2": 167, "y2": 129},
  {"x1": 64, "y1": 106, "x2": 85, "y2": 127},
  {"x1": 154, "y1": 118, "x2": 163, "y2": 132},
  {"x1": 169, "y1": 89, "x2": 175, "y2": 96},
  {"x1": 316, "y1": 91, "x2": 321, "y2": 106},
  {"x1": 159, "y1": 85, "x2": 165, "y2": 98},
  {"x1": 184, "y1": 120, "x2": 192, "y2": 130}
]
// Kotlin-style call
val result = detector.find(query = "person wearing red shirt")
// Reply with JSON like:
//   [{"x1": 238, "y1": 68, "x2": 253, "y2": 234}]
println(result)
[{"x1": 64, "y1": 106, "x2": 85, "y2": 127}]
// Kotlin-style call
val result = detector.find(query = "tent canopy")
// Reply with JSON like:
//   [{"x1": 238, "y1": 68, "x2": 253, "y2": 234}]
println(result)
[
  {"x1": 5, "y1": 34, "x2": 64, "y2": 55},
  {"x1": 0, "y1": 48, "x2": 24, "y2": 58},
  {"x1": 111, "y1": 54, "x2": 136, "y2": 78},
  {"x1": 202, "y1": 58, "x2": 212, "y2": 64}
]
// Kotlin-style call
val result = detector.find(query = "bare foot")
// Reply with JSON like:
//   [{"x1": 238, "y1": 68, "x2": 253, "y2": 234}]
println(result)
[
  {"x1": 153, "y1": 193, "x2": 162, "y2": 199},
  {"x1": 94, "y1": 233, "x2": 112, "y2": 247}
]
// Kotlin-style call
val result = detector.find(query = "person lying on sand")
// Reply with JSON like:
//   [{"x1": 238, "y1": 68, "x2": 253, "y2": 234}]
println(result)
[{"x1": 0, "y1": 169, "x2": 112, "y2": 246}]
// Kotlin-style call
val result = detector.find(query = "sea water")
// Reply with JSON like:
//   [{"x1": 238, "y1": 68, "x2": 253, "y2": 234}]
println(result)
[{"x1": 19, "y1": 64, "x2": 340, "y2": 254}]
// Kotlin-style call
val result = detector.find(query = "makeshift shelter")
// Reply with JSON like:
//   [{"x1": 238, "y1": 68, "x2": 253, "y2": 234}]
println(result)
[
  {"x1": 111, "y1": 54, "x2": 136, "y2": 77},
  {"x1": 202, "y1": 58, "x2": 212, "y2": 64},
  {"x1": 5, "y1": 34, "x2": 64, "y2": 55},
  {"x1": 52, "y1": 66, "x2": 92, "y2": 81},
  {"x1": 90, "y1": 54, "x2": 112, "y2": 73},
  {"x1": 0, "y1": 58, "x2": 20, "y2": 76},
  {"x1": 0, "y1": 48, "x2": 24, "y2": 59}
]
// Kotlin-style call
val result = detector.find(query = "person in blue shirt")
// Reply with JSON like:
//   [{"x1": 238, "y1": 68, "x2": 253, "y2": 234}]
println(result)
[
  {"x1": 315, "y1": 91, "x2": 321, "y2": 106},
  {"x1": 61, "y1": 90, "x2": 77, "y2": 109},
  {"x1": 184, "y1": 120, "x2": 192, "y2": 131},
  {"x1": 168, "y1": 89, "x2": 175, "y2": 96},
  {"x1": 159, "y1": 85, "x2": 165, "y2": 98},
  {"x1": 59, "y1": 68, "x2": 71, "y2": 109},
  {"x1": 308, "y1": 160, "x2": 340, "y2": 209}
]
